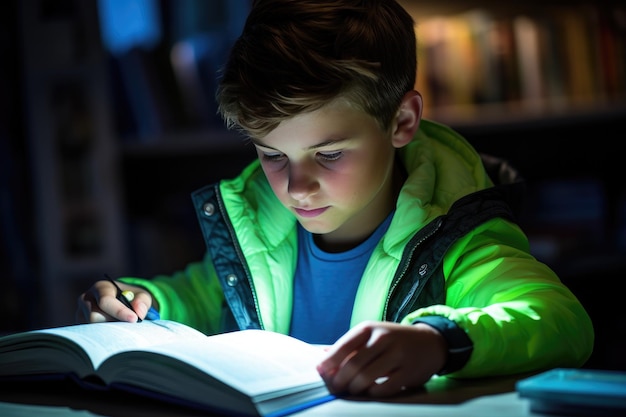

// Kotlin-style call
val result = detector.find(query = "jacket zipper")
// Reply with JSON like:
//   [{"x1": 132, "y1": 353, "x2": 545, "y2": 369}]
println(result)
[{"x1": 383, "y1": 216, "x2": 444, "y2": 321}]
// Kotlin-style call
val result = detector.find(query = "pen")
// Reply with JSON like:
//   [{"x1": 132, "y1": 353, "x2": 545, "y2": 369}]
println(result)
[{"x1": 105, "y1": 274, "x2": 143, "y2": 322}]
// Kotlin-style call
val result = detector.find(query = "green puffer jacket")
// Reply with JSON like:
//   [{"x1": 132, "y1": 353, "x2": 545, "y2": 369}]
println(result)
[{"x1": 121, "y1": 119, "x2": 594, "y2": 378}]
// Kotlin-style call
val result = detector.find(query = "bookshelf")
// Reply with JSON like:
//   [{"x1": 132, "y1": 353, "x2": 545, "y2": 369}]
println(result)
[
  {"x1": 398, "y1": 0, "x2": 626, "y2": 125},
  {"x1": 19, "y1": 0, "x2": 129, "y2": 327}
]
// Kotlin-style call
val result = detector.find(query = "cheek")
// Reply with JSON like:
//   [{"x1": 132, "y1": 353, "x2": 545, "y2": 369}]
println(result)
[
  {"x1": 348, "y1": 169, "x2": 382, "y2": 198},
  {"x1": 322, "y1": 167, "x2": 373, "y2": 201},
  {"x1": 261, "y1": 166, "x2": 288, "y2": 197},
  {"x1": 347, "y1": 152, "x2": 392, "y2": 191}
]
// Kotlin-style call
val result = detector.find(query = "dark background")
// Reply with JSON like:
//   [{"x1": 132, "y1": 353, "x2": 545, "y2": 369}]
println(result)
[{"x1": 1, "y1": 0, "x2": 625, "y2": 371}]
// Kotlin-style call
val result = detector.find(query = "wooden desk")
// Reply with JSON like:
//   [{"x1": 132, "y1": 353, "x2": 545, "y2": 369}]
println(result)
[{"x1": 0, "y1": 374, "x2": 552, "y2": 417}]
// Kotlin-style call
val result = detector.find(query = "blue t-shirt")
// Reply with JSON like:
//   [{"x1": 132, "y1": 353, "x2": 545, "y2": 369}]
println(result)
[{"x1": 289, "y1": 212, "x2": 394, "y2": 344}]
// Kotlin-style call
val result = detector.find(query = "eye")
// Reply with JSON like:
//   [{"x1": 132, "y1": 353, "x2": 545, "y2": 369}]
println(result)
[
  {"x1": 261, "y1": 152, "x2": 286, "y2": 162},
  {"x1": 318, "y1": 151, "x2": 342, "y2": 162}
]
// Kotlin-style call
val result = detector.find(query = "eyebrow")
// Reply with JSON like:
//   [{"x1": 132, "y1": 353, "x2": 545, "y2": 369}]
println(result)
[{"x1": 250, "y1": 137, "x2": 350, "y2": 151}]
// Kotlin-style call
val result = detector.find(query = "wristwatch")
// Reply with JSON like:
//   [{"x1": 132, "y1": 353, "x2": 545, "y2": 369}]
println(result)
[{"x1": 412, "y1": 315, "x2": 474, "y2": 375}]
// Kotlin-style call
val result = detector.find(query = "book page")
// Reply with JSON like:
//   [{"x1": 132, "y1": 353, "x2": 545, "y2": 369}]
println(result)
[
  {"x1": 0, "y1": 320, "x2": 207, "y2": 378},
  {"x1": 99, "y1": 329, "x2": 329, "y2": 400}
]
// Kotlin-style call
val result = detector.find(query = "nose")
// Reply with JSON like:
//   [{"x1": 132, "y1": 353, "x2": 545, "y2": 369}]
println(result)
[{"x1": 287, "y1": 162, "x2": 320, "y2": 201}]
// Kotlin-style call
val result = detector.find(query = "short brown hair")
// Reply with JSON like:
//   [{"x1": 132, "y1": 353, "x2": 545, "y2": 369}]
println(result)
[{"x1": 216, "y1": 0, "x2": 416, "y2": 138}]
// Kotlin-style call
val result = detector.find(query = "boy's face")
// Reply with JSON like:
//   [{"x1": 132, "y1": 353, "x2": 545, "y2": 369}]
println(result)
[{"x1": 252, "y1": 99, "x2": 399, "y2": 251}]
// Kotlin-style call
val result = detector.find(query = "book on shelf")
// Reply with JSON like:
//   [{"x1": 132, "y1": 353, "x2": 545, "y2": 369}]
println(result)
[
  {"x1": 414, "y1": 4, "x2": 626, "y2": 118},
  {"x1": 0, "y1": 320, "x2": 335, "y2": 417},
  {"x1": 512, "y1": 15, "x2": 544, "y2": 107}
]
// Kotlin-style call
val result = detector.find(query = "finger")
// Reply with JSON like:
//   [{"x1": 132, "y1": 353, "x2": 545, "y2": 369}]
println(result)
[
  {"x1": 91, "y1": 280, "x2": 140, "y2": 322},
  {"x1": 335, "y1": 340, "x2": 389, "y2": 394},
  {"x1": 76, "y1": 293, "x2": 116, "y2": 323},
  {"x1": 113, "y1": 282, "x2": 156, "y2": 320},
  {"x1": 89, "y1": 310, "x2": 111, "y2": 323},
  {"x1": 102, "y1": 295, "x2": 141, "y2": 322},
  {"x1": 366, "y1": 370, "x2": 407, "y2": 397},
  {"x1": 367, "y1": 358, "x2": 433, "y2": 397},
  {"x1": 125, "y1": 290, "x2": 153, "y2": 320},
  {"x1": 318, "y1": 322, "x2": 373, "y2": 376}
]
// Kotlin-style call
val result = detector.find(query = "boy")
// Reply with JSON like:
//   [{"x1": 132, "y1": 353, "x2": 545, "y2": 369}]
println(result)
[{"x1": 77, "y1": 0, "x2": 594, "y2": 397}]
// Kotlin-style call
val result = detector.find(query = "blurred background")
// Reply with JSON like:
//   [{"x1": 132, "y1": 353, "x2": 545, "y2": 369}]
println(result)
[{"x1": 1, "y1": 0, "x2": 625, "y2": 370}]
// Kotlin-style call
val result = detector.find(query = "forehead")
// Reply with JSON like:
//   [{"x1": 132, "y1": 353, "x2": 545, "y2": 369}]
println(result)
[{"x1": 258, "y1": 99, "x2": 382, "y2": 149}]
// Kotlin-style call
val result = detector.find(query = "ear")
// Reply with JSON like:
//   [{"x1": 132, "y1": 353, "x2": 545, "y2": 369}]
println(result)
[{"x1": 391, "y1": 90, "x2": 423, "y2": 149}]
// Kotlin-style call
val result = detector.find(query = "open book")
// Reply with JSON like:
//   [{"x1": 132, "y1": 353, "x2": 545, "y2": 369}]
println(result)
[{"x1": 0, "y1": 320, "x2": 335, "y2": 417}]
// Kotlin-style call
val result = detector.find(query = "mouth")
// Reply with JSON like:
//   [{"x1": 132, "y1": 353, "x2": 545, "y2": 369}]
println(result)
[{"x1": 293, "y1": 206, "x2": 329, "y2": 218}]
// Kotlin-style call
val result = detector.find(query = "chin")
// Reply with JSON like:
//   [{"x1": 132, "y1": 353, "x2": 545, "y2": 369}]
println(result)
[{"x1": 297, "y1": 220, "x2": 336, "y2": 235}]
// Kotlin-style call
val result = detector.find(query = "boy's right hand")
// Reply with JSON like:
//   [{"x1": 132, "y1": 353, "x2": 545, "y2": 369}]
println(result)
[{"x1": 76, "y1": 279, "x2": 156, "y2": 323}]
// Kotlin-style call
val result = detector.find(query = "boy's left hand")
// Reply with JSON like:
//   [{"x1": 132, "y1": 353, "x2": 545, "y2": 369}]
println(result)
[{"x1": 317, "y1": 320, "x2": 446, "y2": 397}]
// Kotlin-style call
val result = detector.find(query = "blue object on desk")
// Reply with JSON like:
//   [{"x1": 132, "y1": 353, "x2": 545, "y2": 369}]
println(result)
[{"x1": 516, "y1": 368, "x2": 626, "y2": 416}]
